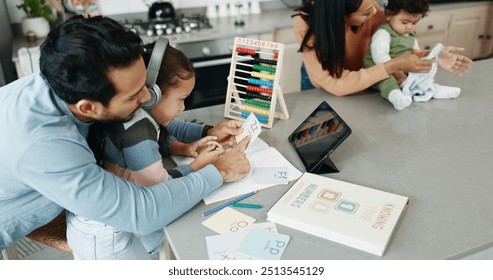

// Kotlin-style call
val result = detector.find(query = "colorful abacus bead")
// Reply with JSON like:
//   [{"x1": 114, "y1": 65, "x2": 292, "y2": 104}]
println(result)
[
  {"x1": 252, "y1": 64, "x2": 276, "y2": 73},
  {"x1": 246, "y1": 85, "x2": 273, "y2": 95},
  {"x1": 243, "y1": 105, "x2": 270, "y2": 116},
  {"x1": 243, "y1": 99, "x2": 270, "y2": 108},
  {"x1": 241, "y1": 112, "x2": 269, "y2": 123},
  {"x1": 251, "y1": 71, "x2": 275, "y2": 81},
  {"x1": 248, "y1": 78, "x2": 274, "y2": 88},
  {"x1": 236, "y1": 47, "x2": 256, "y2": 55},
  {"x1": 244, "y1": 91, "x2": 271, "y2": 101},
  {"x1": 252, "y1": 57, "x2": 277, "y2": 65}
]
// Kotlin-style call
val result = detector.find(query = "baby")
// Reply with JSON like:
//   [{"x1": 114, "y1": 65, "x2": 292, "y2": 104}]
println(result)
[{"x1": 364, "y1": 0, "x2": 460, "y2": 110}]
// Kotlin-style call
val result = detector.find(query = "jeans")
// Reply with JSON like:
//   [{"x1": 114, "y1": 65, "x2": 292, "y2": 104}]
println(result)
[
  {"x1": 66, "y1": 211, "x2": 164, "y2": 260},
  {"x1": 301, "y1": 63, "x2": 315, "y2": 90}
]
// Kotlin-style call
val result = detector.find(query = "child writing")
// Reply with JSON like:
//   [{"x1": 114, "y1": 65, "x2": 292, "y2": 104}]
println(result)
[
  {"x1": 364, "y1": 0, "x2": 467, "y2": 110},
  {"x1": 66, "y1": 42, "x2": 238, "y2": 259}
]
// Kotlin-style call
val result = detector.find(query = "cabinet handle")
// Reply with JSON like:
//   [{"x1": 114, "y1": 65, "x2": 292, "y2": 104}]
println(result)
[
  {"x1": 487, "y1": 35, "x2": 492, "y2": 40},
  {"x1": 478, "y1": 35, "x2": 485, "y2": 39},
  {"x1": 427, "y1": 25, "x2": 434, "y2": 30}
]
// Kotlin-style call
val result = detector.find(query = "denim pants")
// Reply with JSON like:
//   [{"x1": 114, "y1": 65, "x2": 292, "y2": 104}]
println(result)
[
  {"x1": 66, "y1": 211, "x2": 164, "y2": 260},
  {"x1": 301, "y1": 63, "x2": 315, "y2": 90}
]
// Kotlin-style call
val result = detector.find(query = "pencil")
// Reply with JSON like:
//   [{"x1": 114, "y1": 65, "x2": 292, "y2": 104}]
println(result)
[
  {"x1": 231, "y1": 203, "x2": 262, "y2": 209},
  {"x1": 202, "y1": 191, "x2": 257, "y2": 217}
]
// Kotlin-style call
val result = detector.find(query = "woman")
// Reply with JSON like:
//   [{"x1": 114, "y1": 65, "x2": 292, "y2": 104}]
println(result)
[{"x1": 295, "y1": 0, "x2": 471, "y2": 95}]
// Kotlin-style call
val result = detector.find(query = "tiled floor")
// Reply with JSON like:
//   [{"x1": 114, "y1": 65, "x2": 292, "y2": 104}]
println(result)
[{"x1": 1, "y1": 238, "x2": 72, "y2": 260}]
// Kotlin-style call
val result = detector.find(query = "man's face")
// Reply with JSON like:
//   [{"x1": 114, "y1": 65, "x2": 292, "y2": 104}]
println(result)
[{"x1": 99, "y1": 57, "x2": 151, "y2": 122}]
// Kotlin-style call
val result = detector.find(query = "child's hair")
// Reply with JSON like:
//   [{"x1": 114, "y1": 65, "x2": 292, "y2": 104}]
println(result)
[
  {"x1": 143, "y1": 43, "x2": 195, "y2": 90},
  {"x1": 384, "y1": 0, "x2": 429, "y2": 17}
]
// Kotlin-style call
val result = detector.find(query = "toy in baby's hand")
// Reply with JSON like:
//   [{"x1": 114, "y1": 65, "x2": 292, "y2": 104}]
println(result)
[{"x1": 401, "y1": 43, "x2": 461, "y2": 104}]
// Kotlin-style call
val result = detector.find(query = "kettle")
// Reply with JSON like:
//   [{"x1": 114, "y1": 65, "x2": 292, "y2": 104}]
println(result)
[{"x1": 148, "y1": 1, "x2": 176, "y2": 20}]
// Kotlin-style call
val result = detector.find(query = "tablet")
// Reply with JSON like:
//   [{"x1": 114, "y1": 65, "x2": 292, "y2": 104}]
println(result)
[{"x1": 288, "y1": 101, "x2": 352, "y2": 173}]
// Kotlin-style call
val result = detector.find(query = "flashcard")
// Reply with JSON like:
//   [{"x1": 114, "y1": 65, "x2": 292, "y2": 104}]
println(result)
[
  {"x1": 234, "y1": 228, "x2": 290, "y2": 260},
  {"x1": 202, "y1": 207, "x2": 256, "y2": 234},
  {"x1": 206, "y1": 232, "x2": 256, "y2": 260},
  {"x1": 252, "y1": 166, "x2": 289, "y2": 185},
  {"x1": 235, "y1": 112, "x2": 262, "y2": 145},
  {"x1": 246, "y1": 222, "x2": 278, "y2": 233}
]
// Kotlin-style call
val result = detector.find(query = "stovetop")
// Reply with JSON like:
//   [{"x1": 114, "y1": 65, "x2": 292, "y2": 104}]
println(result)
[{"x1": 121, "y1": 15, "x2": 212, "y2": 38}]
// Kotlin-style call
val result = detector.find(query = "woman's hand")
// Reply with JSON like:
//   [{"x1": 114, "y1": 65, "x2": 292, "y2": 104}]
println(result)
[
  {"x1": 437, "y1": 46, "x2": 473, "y2": 76},
  {"x1": 384, "y1": 52, "x2": 433, "y2": 75}
]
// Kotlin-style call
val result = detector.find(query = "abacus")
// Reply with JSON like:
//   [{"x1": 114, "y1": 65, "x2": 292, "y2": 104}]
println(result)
[{"x1": 224, "y1": 37, "x2": 289, "y2": 128}]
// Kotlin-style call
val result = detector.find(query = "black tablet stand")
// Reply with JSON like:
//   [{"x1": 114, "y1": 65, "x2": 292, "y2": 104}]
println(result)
[{"x1": 310, "y1": 156, "x2": 339, "y2": 174}]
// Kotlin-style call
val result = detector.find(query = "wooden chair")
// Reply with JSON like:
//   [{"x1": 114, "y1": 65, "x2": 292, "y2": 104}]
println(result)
[{"x1": 2, "y1": 211, "x2": 72, "y2": 260}]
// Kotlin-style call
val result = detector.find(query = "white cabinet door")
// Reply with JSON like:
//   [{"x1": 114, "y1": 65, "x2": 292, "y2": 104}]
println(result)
[{"x1": 448, "y1": 6, "x2": 489, "y2": 59}]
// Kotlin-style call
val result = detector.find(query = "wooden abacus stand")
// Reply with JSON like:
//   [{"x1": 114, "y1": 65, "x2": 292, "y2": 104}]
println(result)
[{"x1": 224, "y1": 37, "x2": 289, "y2": 128}]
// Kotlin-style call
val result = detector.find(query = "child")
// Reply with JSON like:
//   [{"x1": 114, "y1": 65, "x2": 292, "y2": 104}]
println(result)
[
  {"x1": 66, "y1": 43, "x2": 227, "y2": 259},
  {"x1": 364, "y1": 0, "x2": 461, "y2": 110}
]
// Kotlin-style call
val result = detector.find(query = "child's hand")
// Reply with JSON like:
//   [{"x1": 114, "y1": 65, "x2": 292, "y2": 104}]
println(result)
[
  {"x1": 393, "y1": 71, "x2": 407, "y2": 85},
  {"x1": 183, "y1": 136, "x2": 218, "y2": 157},
  {"x1": 189, "y1": 142, "x2": 225, "y2": 171}
]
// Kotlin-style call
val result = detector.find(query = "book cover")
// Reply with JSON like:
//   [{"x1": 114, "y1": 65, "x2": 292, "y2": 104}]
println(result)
[{"x1": 267, "y1": 172, "x2": 409, "y2": 256}]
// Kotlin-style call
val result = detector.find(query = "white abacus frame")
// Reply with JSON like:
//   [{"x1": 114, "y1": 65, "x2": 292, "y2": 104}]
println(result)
[{"x1": 224, "y1": 37, "x2": 289, "y2": 128}]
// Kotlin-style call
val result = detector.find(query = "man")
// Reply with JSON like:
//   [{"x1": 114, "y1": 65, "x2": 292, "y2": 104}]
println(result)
[{"x1": 0, "y1": 16, "x2": 250, "y2": 251}]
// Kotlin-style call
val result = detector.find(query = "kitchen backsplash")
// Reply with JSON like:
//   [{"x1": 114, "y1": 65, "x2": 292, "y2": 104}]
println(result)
[{"x1": 5, "y1": 0, "x2": 280, "y2": 23}]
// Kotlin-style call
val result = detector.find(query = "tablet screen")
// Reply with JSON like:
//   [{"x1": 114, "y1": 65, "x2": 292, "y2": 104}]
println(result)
[{"x1": 288, "y1": 101, "x2": 352, "y2": 172}]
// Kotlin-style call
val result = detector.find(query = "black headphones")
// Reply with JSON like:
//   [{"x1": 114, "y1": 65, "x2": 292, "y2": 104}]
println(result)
[{"x1": 142, "y1": 36, "x2": 169, "y2": 109}]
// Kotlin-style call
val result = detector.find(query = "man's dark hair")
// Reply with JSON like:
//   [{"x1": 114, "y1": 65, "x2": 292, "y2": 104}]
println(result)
[
  {"x1": 384, "y1": 0, "x2": 429, "y2": 17},
  {"x1": 40, "y1": 16, "x2": 143, "y2": 106}
]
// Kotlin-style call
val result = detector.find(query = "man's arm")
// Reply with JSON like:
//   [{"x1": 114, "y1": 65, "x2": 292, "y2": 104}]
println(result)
[{"x1": 18, "y1": 136, "x2": 223, "y2": 236}]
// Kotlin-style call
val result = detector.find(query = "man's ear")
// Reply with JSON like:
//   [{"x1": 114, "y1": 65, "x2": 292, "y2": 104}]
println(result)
[{"x1": 74, "y1": 99, "x2": 104, "y2": 119}]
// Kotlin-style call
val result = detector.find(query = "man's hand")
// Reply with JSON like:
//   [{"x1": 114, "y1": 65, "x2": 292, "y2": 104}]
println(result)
[
  {"x1": 207, "y1": 120, "x2": 244, "y2": 148},
  {"x1": 213, "y1": 136, "x2": 251, "y2": 183}
]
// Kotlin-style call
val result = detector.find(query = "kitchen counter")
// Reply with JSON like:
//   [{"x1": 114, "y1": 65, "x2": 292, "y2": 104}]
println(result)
[{"x1": 164, "y1": 58, "x2": 493, "y2": 260}]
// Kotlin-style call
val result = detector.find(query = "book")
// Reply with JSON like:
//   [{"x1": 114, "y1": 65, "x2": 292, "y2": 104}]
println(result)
[
  {"x1": 267, "y1": 172, "x2": 409, "y2": 256},
  {"x1": 172, "y1": 138, "x2": 302, "y2": 204}
]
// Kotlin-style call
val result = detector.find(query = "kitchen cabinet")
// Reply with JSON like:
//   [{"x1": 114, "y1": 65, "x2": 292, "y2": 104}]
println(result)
[
  {"x1": 261, "y1": 27, "x2": 302, "y2": 94},
  {"x1": 415, "y1": 11, "x2": 450, "y2": 50},
  {"x1": 447, "y1": 5, "x2": 491, "y2": 59},
  {"x1": 418, "y1": 2, "x2": 493, "y2": 59}
]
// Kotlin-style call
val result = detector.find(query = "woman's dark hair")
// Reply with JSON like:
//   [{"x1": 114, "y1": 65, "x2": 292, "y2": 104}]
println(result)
[
  {"x1": 384, "y1": 0, "x2": 429, "y2": 17},
  {"x1": 295, "y1": 0, "x2": 363, "y2": 78},
  {"x1": 40, "y1": 16, "x2": 143, "y2": 106}
]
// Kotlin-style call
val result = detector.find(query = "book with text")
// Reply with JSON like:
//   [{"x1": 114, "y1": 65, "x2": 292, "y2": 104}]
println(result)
[
  {"x1": 172, "y1": 139, "x2": 302, "y2": 204},
  {"x1": 267, "y1": 172, "x2": 409, "y2": 256}
]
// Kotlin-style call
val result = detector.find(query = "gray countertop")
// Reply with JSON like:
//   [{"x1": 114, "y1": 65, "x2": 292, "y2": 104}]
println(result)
[{"x1": 164, "y1": 58, "x2": 493, "y2": 259}]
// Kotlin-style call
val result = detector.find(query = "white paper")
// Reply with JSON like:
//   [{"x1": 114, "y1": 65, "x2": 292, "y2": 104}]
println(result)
[
  {"x1": 201, "y1": 207, "x2": 256, "y2": 234},
  {"x1": 171, "y1": 138, "x2": 302, "y2": 205},
  {"x1": 235, "y1": 112, "x2": 262, "y2": 145},
  {"x1": 203, "y1": 146, "x2": 302, "y2": 204}
]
